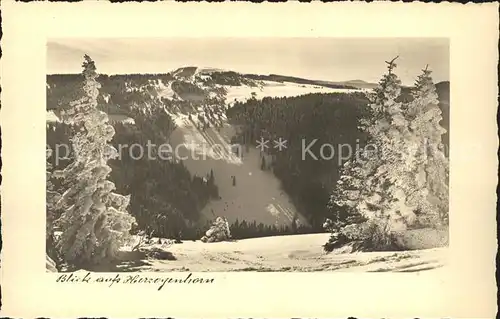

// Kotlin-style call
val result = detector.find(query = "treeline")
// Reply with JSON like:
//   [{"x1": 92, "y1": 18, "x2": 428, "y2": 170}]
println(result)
[
  {"x1": 175, "y1": 218, "x2": 318, "y2": 241},
  {"x1": 200, "y1": 71, "x2": 260, "y2": 87},
  {"x1": 226, "y1": 92, "x2": 372, "y2": 231},
  {"x1": 171, "y1": 80, "x2": 207, "y2": 100},
  {"x1": 229, "y1": 219, "x2": 317, "y2": 240}
]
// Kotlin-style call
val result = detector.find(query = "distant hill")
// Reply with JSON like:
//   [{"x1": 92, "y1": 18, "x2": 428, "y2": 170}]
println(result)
[
  {"x1": 338, "y1": 79, "x2": 379, "y2": 89},
  {"x1": 46, "y1": 66, "x2": 366, "y2": 118},
  {"x1": 435, "y1": 81, "x2": 450, "y2": 104},
  {"x1": 46, "y1": 70, "x2": 448, "y2": 148},
  {"x1": 46, "y1": 68, "x2": 448, "y2": 127},
  {"x1": 244, "y1": 74, "x2": 368, "y2": 89}
]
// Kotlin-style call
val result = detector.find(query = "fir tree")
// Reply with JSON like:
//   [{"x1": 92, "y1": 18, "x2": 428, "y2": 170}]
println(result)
[
  {"x1": 405, "y1": 66, "x2": 449, "y2": 226},
  {"x1": 46, "y1": 145, "x2": 61, "y2": 239},
  {"x1": 291, "y1": 213, "x2": 298, "y2": 233},
  {"x1": 54, "y1": 55, "x2": 136, "y2": 267},
  {"x1": 209, "y1": 169, "x2": 215, "y2": 183},
  {"x1": 260, "y1": 156, "x2": 266, "y2": 170},
  {"x1": 326, "y1": 57, "x2": 416, "y2": 251},
  {"x1": 208, "y1": 169, "x2": 215, "y2": 188},
  {"x1": 46, "y1": 145, "x2": 62, "y2": 264},
  {"x1": 201, "y1": 216, "x2": 231, "y2": 242}
]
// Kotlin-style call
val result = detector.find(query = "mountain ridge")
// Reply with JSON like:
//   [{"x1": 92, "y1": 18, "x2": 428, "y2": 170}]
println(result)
[
  {"x1": 47, "y1": 66, "x2": 449, "y2": 93},
  {"x1": 47, "y1": 66, "x2": 377, "y2": 90}
]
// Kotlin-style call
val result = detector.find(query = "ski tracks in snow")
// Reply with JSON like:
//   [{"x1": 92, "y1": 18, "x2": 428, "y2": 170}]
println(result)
[{"x1": 180, "y1": 117, "x2": 242, "y2": 165}]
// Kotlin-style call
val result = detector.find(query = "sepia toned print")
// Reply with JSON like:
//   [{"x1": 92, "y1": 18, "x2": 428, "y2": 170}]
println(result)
[{"x1": 46, "y1": 38, "x2": 450, "y2": 272}]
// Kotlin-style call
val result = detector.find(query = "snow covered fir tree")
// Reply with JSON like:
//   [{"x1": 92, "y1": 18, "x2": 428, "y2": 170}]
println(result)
[
  {"x1": 46, "y1": 39, "x2": 450, "y2": 272},
  {"x1": 49, "y1": 55, "x2": 136, "y2": 269},
  {"x1": 201, "y1": 216, "x2": 231, "y2": 243},
  {"x1": 405, "y1": 65, "x2": 449, "y2": 226},
  {"x1": 46, "y1": 144, "x2": 61, "y2": 270},
  {"x1": 324, "y1": 58, "x2": 449, "y2": 253}
]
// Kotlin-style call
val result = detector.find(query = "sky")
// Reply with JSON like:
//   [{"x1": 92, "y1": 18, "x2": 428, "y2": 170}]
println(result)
[{"x1": 47, "y1": 38, "x2": 449, "y2": 85}]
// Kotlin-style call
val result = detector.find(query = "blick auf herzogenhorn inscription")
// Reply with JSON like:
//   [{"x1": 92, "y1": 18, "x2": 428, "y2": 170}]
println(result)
[{"x1": 55, "y1": 272, "x2": 215, "y2": 291}]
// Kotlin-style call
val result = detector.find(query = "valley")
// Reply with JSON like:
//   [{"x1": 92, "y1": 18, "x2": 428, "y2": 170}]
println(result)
[{"x1": 47, "y1": 66, "x2": 367, "y2": 229}]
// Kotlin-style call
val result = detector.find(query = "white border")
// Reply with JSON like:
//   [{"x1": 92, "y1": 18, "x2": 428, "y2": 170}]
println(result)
[{"x1": 1, "y1": 2, "x2": 498, "y2": 318}]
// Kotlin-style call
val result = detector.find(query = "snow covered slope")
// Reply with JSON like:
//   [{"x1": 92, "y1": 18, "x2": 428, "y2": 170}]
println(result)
[
  {"x1": 224, "y1": 80, "x2": 366, "y2": 105},
  {"x1": 118, "y1": 233, "x2": 447, "y2": 272},
  {"x1": 169, "y1": 122, "x2": 305, "y2": 226}
]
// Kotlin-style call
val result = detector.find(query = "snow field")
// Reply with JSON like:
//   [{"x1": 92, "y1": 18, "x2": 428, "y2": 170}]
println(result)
[{"x1": 120, "y1": 232, "x2": 447, "y2": 272}]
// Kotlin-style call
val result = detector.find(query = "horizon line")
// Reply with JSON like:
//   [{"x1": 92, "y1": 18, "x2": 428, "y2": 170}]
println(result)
[{"x1": 45, "y1": 69, "x2": 450, "y2": 87}]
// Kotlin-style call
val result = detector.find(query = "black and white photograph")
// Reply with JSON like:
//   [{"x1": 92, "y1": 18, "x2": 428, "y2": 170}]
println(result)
[{"x1": 46, "y1": 38, "x2": 451, "y2": 273}]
